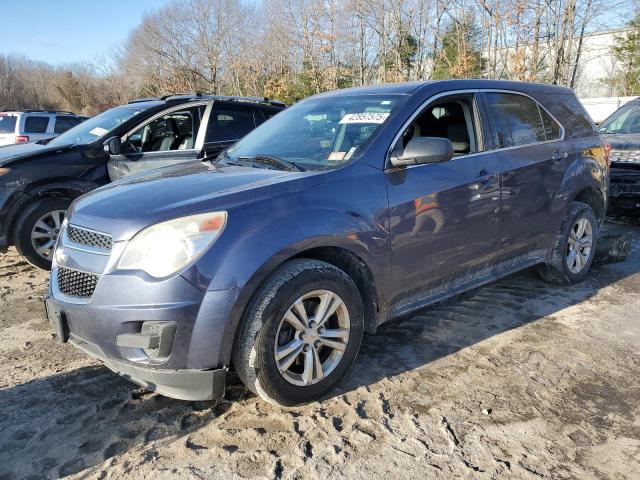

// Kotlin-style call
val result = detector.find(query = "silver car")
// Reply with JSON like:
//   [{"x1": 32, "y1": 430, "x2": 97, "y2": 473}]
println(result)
[{"x1": 0, "y1": 110, "x2": 88, "y2": 146}]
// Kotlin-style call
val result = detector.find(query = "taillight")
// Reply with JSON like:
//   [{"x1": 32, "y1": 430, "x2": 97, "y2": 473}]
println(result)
[
  {"x1": 15, "y1": 135, "x2": 29, "y2": 144},
  {"x1": 603, "y1": 141, "x2": 611, "y2": 168}
]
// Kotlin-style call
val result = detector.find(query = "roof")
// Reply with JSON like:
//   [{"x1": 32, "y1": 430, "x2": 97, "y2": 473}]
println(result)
[{"x1": 311, "y1": 79, "x2": 575, "y2": 98}]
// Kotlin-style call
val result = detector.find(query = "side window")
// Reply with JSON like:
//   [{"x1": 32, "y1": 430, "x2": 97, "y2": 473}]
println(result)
[
  {"x1": 205, "y1": 107, "x2": 256, "y2": 143},
  {"x1": 484, "y1": 93, "x2": 545, "y2": 148},
  {"x1": 394, "y1": 94, "x2": 478, "y2": 157},
  {"x1": 24, "y1": 116, "x2": 50, "y2": 134},
  {"x1": 255, "y1": 109, "x2": 279, "y2": 125},
  {"x1": 125, "y1": 107, "x2": 200, "y2": 153},
  {"x1": 540, "y1": 108, "x2": 562, "y2": 141},
  {"x1": 625, "y1": 110, "x2": 640, "y2": 134},
  {"x1": 54, "y1": 116, "x2": 80, "y2": 134}
]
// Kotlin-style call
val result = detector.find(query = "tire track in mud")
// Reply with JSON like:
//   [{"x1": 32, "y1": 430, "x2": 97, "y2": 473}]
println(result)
[{"x1": 0, "y1": 224, "x2": 639, "y2": 479}]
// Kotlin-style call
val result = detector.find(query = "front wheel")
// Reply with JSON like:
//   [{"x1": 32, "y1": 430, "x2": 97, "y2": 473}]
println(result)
[
  {"x1": 538, "y1": 201, "x2": 598, "y2": 284},
  {"x1": 233, "y1": 259, "x2": 364, "y2": 406},
  {"x1": 13, "y1": 197, "x2": 70, "y2": 270}
]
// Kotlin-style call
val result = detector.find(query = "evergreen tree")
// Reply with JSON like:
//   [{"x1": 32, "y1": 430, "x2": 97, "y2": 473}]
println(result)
[
  {"x1": 609, "y1": 13, "x2": 640, "y2": 96},
  {"x1": 432, "y1": 16, "x2": 484, "y2": 80}
]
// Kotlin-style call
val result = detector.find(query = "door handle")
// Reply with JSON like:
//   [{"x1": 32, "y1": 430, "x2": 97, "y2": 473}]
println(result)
[
  {"x1": 476, "y1": 169, "x2": 489, "y2": 179},
  {"x1": 473, "y1": 170, "x2": 498, "y2": 190},
  {"x1": 552, "y1": 151, "x2": 568, "y2": 161}
]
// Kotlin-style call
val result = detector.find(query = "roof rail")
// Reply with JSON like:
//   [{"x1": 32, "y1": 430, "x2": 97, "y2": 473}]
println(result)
[
  {"x1": 16, "y1": 109, "x2": 77, "y2": 115},
  {"x1": 127, "y1": 97, "x2": 163, "y2": 104},
  {"x1": 128, "y1": 93, "x2": 285, "y2": 107}
]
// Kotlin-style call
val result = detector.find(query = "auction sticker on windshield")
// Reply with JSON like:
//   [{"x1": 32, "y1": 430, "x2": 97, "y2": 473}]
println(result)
[
  {"x1": 339, "y1": 112, "x2": 389, "y2": 124},
  {"x1": 89, "y1": 127, "x2": 109, "y2": 137}
]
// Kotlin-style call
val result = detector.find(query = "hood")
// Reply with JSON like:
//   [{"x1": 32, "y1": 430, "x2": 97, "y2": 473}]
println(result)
[
  {"x1": 603, "y1": 134, "x2": 640, "y2": 151},
  {"x1": 69, "y1": 160, "x2": 325, "y2": 241},
  {"x1": 0, "y1": 141, "x2": 75, "y2": 166}
]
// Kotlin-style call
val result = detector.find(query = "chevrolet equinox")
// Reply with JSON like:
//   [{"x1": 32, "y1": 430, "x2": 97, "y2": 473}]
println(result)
[{"x1": 44, "y1": 80, "x2": 609, "y2": 406}]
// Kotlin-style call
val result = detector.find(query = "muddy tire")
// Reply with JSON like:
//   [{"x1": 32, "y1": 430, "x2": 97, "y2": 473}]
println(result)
[
  {"x1": 538, "y1": 201, "x2": 598, "y2": 285},
  {"x1": 13, "y1": 197, "x2": 70, "y2": 270},
  {"x1": 233, "y1": 259, "x2": 364, "y2": 406}
]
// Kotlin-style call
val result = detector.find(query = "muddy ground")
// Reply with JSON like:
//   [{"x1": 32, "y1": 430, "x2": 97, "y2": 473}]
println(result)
[{"x1": 0, "y1": 219, "x2": 639, "y2": 480}]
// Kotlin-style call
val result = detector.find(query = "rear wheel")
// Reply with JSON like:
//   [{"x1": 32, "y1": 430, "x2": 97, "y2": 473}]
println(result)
[
  {"x1": 233, "y1": 259, "x2": 364, "y2": 406},
  {"x1": 538, "y1": 201, "x2": 598, "y2": 284},
  {"x1": 13, "y1": 197, "x2": 70, "y2": 270}
]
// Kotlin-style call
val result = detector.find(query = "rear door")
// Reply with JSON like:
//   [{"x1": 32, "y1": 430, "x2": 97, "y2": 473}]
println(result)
[
  {"x1": 107, "y1": 103, "x2": 207, "y2": 180},
  {"x1": 202, "y1": 104, "x2": 257, "y2": 158},
  {"x1": 481, "y1": 91, "x2": 567, "y2": 260},
  {"x1": 0, "y1": 113, "x2": 17, "y2": 146}
]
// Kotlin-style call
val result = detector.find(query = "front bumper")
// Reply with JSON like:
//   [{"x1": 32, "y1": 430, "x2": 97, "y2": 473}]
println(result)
[
  {"x1": 45, "y1": 269, "x2": 240, "y2": 400},
  {"x1": 0, "y1": 188, "x2": 23, "y2": 249},
  {"x1": 44, "y1": 287, "x2": 235, "y2": 401},
  {"x1": 70, "y1": 332, "x2": 226, "y2": 401}
]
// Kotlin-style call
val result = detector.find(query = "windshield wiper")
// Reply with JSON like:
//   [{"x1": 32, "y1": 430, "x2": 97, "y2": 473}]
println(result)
[
  {"x1": 211, "y1": 149, "x2": 240, "y2": 166},
  {"x1": 237, "y1": 155, "x2": 304, "y2": 172}
]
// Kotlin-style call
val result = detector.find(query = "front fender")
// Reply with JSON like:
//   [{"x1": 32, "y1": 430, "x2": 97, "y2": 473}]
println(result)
[{"x1": 180, "y1": 162, "x2": 391, "y2": 365}]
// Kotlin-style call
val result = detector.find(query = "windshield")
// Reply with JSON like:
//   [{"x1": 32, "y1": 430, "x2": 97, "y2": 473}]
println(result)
[
  {"x1": 48, "y1": 105, "x2": 145, "y2": 146},
  {"x1": 225, "y1": 94, "x2": 407, "y2": 170},
  {"x1": 598, "y1": 101, "x2": 640, "y2": 134}
]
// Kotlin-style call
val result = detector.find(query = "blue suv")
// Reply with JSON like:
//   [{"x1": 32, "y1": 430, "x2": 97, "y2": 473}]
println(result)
[{"x1": 44, "y1": 80, "x2": 609, "y2": 406}]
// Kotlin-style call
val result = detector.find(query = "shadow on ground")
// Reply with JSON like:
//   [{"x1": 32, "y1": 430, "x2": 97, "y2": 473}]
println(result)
[{"x1": 0, "y1": 218, "x2": 637, "y2": 479}]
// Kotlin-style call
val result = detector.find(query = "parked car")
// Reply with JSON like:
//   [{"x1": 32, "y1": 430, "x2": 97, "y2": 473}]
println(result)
[
  {"x1": 0, "y1": 110, "x2": 88, "y2": 147},
  {"x1": 0, "y1": 95, "x2": 285, "y2": 268},
  {"x1": 597, "y1": 98, "x2": 640, "y2": 210},
  {"x1": 44, "y1": 80, "x2": 609, "y2": 406}
]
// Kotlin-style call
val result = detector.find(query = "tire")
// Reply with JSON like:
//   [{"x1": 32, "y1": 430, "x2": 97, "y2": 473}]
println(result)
[
  {"x1": 13, "y1": 197, "x2": 71, "y2": 270},
  {"x1": 233, "y1": 259, "x2": 364, "y2": 406},
  {"x1": 538, "y1": 201, "x2": 599, "y2": 284}
]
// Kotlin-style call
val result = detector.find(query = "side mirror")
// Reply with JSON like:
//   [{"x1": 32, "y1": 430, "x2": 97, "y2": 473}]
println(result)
[
  {"x1": 391, "y1": 137, "x2": 454, "y2": 167},
  {"x1": 103, "y1": 136, "x2": 121, "y2": 156}
]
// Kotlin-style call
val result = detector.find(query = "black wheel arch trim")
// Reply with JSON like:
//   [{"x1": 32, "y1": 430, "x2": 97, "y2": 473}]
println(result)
[{"x1": 3, "y1": 180, "x2": 100, "y2": 245}]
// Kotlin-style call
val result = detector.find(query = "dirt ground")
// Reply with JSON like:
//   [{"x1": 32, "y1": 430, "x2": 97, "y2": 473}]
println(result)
[{"x1": 0, "y1": 219, "x2": 639, "y2": 480}]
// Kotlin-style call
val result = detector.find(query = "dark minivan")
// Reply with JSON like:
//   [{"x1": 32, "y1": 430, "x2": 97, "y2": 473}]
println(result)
[{"x1": 45, "y1": 80, "x2": 609, "y2": 406}]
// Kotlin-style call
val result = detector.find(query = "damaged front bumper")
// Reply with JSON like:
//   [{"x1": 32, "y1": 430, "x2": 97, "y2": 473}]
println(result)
[
  {"x1": 44, "y1": 294, "x2": 227, "y2": 401},
  {"x1": 0, "y1": 187, "x2": 28, "y2": 250}
]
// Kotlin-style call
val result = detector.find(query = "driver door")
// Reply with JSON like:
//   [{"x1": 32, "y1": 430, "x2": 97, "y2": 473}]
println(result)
[{"x1": 107, "y1": 104, "x2": 207, "y2": 181}]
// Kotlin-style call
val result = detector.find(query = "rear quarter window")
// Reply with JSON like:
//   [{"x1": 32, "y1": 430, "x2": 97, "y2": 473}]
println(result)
[
  {"x1": 24, "y1": 116, "x2": 50, "y2": 134},
  {"x1": 542, "y1": 94, "x2": 596, "y2": 139},
  {"x1": 0, "y1": 115, "x2": 17, "y2": 133}
]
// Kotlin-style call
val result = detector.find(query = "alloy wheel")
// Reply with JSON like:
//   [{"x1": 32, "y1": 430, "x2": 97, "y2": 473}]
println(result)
[
  {"x1": 566, "y1": 217, "x2": 593, "y2": 274},
  {"x1": 274, "y1": 289, "x2": 350, "y2": 386},
  {"x1": 30, "y1": 210, "x2": 66, "y2": 261}
]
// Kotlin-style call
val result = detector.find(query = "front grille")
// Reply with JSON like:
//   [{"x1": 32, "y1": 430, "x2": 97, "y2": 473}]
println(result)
[
  {"x1": 66, "y1": 225, "x2": 112, "y2": 250},
  {"x1": 57, "y1": 267, "x2": 99, "y2": 298}
]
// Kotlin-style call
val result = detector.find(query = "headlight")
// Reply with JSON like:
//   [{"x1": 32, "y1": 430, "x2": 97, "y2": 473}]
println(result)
[
  {"x1": 0, "y1": 168, "x2": 10, "y2": 177},
  {"x1": 118, "y1": 211, "x2": 227, "y2": 278},
  {"x1": 610, "y1": 150, "x2": 640, "y2": 163}
]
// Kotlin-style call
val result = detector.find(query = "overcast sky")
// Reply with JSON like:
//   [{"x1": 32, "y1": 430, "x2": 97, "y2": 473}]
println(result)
[{"x1": 0, "y1": 0, "x2": 172, "y2": 65}]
